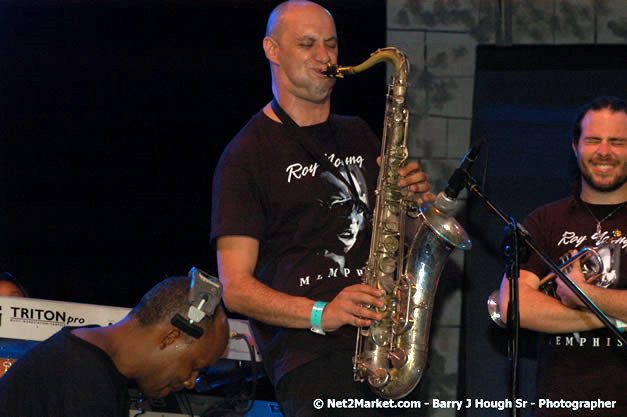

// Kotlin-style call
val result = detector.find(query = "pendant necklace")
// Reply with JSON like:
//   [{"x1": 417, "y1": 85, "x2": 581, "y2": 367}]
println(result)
[{"x1": 582, "y1": 201, "x2": 626, "y2": 236}]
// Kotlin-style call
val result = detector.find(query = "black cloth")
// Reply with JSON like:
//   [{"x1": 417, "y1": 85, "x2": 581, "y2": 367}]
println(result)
[
  {"x1": 211, "y1": 109, "x2": 379, "y2": 387},
  {"x1": 275, "y1": 348, "x2": 426, "y2": 417},
  {"x1": 0, "y1": 326, "x2": 130, "y2": 417},
  {"x1": 520, "y1": 196, "x2": 627, "y2": 417}
]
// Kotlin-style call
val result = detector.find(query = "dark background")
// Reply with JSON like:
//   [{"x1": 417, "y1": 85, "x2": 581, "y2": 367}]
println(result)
[{"x1": 1, "y1": 0, "x2": 386, "y2": 308}]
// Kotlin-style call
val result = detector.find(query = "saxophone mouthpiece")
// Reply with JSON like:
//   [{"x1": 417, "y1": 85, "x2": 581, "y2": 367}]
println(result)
[{"x1": 322, "y1": 63, "x2": 344, "y2": 78}]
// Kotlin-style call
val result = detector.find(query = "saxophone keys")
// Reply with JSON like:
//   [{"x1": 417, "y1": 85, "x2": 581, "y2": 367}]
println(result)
[
  {"x1": 366, "y1": 367, "x2": 390, "y2": 389},
  {"x1": 380, "y1": 274, "x2": 396, "y2": 293},
  {"x1": 404, "y1": 200, "x2": 420, "y2": 218},
  {"x1": 383, "y1": 236, "x2": 399, "y2": 252},
  {"x1": 370, "y1": 322, "x2": 392, "y2": 347},
  {"x1": 389, "y1": 348, "x2": 408, "y2": 369},
  {"x1": 383, "y1": 209, "x2": 400, "y2": 231},
  {"x1": 378, "y1": 256, "x2": 396, "y2": 274},
  {"x1": 386, "y1": 170, "x2": 400, "y2": 183}
]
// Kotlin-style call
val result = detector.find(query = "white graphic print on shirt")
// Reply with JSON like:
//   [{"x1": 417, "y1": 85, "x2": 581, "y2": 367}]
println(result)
[{"x1": 284, "y1": 153, "x2": 370, "y2": 283}]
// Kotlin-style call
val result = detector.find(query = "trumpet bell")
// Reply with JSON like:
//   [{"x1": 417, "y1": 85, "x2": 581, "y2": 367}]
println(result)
[{"x1": 487, "y1": 289, "x2": 505, "y2": 328}]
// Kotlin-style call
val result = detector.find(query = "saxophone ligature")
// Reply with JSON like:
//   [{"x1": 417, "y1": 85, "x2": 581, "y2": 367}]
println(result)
[{"x1": 325, "y1": 47, "x2": 471, "y2": 399}]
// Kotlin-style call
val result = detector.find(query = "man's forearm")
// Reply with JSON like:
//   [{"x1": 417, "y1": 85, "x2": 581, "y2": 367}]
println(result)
[
  {"x1": 576, "y1": 285, "x2": 627, "y2": 322},
  {"x1": 517, "y1": 289, "x2": 605, "y2": 333},
  {"x1": 222, "y1": 272, "x2": 316, "y2": 329},
  {"x1": 500, "y1": 275, "x2": 605, "y2": 333}
]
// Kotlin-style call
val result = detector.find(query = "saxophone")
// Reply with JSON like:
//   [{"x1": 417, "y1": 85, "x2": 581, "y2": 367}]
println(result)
[{"x1": 324, "y1": 47, "x2": 471, "y2": 399}]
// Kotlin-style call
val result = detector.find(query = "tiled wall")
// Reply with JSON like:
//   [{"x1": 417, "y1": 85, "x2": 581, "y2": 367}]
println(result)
[{"x1": 386, "y1": 0, "x2": 627, "y2": 414}]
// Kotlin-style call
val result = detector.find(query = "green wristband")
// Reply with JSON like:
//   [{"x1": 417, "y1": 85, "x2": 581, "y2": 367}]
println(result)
[
  {"x1": 614, "y1": 318, "x2": 626, "y2": 333},
  {"x1": 310, "y1": 301, "x2": 328, "y2": 335}
]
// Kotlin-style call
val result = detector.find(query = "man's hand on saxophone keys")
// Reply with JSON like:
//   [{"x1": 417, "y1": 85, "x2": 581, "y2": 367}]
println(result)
[
  {"x1": 320, "y1": 284, "x2": 384, "y2": 332},
  {"x1": 377, "y1": 157, "x2": 436, "y2": 204}
]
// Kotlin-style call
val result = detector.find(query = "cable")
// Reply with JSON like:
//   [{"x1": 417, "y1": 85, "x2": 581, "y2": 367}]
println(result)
[{"x1": 200, "y1": 332, "x2": 258, "y2": 417}]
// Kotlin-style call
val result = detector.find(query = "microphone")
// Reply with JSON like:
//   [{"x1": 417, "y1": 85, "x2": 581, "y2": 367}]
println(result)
[
  {"x1": 434, "y1": 141, "x2": 483, "y2": 213},
  {"x1": 171, "y1": 267, "x2": 223, "y2": 339}
]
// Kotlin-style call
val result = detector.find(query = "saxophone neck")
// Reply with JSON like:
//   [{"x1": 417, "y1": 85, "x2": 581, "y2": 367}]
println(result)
[{"x1": 323, "y1": 47, "x2": 409, "y2": 85}]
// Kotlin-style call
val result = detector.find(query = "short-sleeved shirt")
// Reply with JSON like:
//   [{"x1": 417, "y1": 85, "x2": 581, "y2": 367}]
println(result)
[
  {"x1": 521, "y1": 196, "x2": 627, "y2": 416},
  {"x1": 211, "y1": 110, "x2": 380, "y2": 385}
]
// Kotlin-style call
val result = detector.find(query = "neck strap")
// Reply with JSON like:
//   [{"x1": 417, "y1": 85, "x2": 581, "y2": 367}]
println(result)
[{"x1": 270, "y1": 99, "x2": 372, "y2": 219}]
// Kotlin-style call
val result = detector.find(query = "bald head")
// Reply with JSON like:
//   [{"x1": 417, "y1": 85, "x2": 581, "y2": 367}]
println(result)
[
  {"x1": 266, "y1": 0, "x2": 334, "y2": 42},
  {"x1": 262, "y1": 0, "x2": 338, "y2": 122}
]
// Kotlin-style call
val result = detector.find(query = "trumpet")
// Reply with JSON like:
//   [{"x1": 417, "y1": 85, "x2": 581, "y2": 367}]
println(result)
[{"x1": 487, "y1": 244, "x2": 606, "y2": 328}]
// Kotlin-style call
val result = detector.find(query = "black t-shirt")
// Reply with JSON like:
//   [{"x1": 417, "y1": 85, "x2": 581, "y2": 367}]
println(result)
[
  {"x1": 211, "y1": 110, "x2": 380, "y2": 385},
  {"x1": 521, "y1": 197, "x2": 627, "y2": 416},
  {"x1": 0, "y1": 326, "x2": 130, "y2": 417}
]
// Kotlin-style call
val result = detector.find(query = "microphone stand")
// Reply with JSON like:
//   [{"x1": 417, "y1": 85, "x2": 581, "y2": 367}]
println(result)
[
  {"x1": 502, "y1": 221, "x2": 521, "y2": 417},
  {"x1": 459, "y1": 170, "x2": 627, "y2": 417}
]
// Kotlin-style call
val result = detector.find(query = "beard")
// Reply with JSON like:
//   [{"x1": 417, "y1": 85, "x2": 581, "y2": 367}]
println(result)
[{"x1": 580, "y1": 162, "x2": 627, "y2": 193}]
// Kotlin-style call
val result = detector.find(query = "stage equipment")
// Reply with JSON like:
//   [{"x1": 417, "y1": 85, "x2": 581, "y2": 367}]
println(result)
[
  {"x1": 0, "y1": 295, "x2": 261, "y2": 363},
  {"x1": 324, "y1": 47, "x2": 471, "y2": 400}
]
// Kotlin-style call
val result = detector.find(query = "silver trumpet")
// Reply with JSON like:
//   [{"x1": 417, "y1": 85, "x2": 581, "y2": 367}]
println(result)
[{"x1": 487, "y1": 244, "x2": 606, "y2": 328}]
